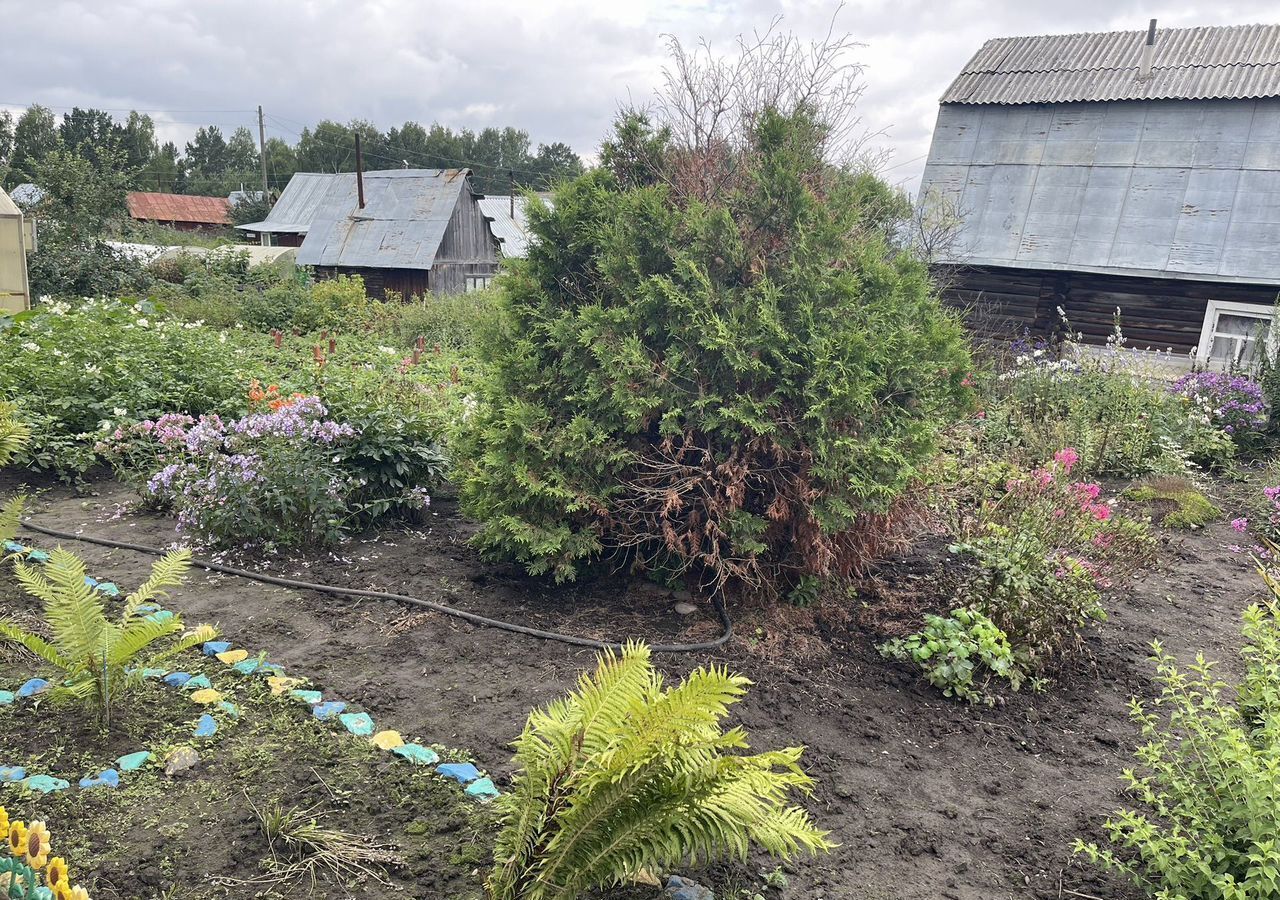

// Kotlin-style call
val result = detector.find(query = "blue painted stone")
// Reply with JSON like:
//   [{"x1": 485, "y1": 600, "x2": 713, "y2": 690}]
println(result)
[
  {"x1": 338, "y1": 712, "x2": 374, "y2": 736},
  {"x1": 163, "y1": 672, "x2": 192, "y2": 688},
  {"x1": 290, "y1": 689, "x2": 322, "y2": 704},
  {"x1": 3, "y1": 541, "x2": 26, "y2": 553},
  {"x1": 116, "y1": 751, "x2": 152, "y2": 772},
  {"x1": 202, "y1": 641, "x2": 232, "y2": 656},
  {"x1": 312, "y1": 701, "x2": 346, "y2": 720},
  {"x1": 26, "y1": 549, "x2": 50, "y2": 562},
  {"x1": 0, "y1": 690, "x2": 14, "y2": 705},
  {"x1": 145, "y1": 610, "x2": 175, "y2": 624},
  {"x1": 436, "y1": 762, "x2": 481, "y2": 784},
  {"x1": 392, "y1": 743, "x2": 439, "y2": 766},
  {"x1": 217, "y1": 700, "x2": 241, "y2": 718},
  {"x1": 465, "y1": 777, "x2": 500, "y2": 800},
  {"x1": 79, "y1": 769, "x2": 120, "y2": 789},
  {"x1": 96, "y1": 582, "x2": 120, "y2": 597},
  {"x1": 194, "y1": 714, "x2": 218, "y2": 738},
  {"x1": 22, "y1": 774, "x2": 70, "y2": 794},
  {"x1": 84, "y1": 575, "x2": 99, "y2": 587},
  {"x1": 16, "y1": 678, "x2": 50, "y2": 699},
  {"x1": 141, "y1": 668, "x2": 167, "y2": 679},
  {"x1": 183, "y1": 674, "x2": 212, "y2": 691},
  {"x1": 0, "y1": 766, "x2": 25, "y2": 782},
  {"x1": 664, "y1": 875, "x2": 715, "y2": 900}
]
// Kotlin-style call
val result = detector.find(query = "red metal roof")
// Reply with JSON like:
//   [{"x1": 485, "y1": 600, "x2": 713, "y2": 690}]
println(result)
[{"x1": 126, "y1": 192, "x2": 231, "y2": 226}]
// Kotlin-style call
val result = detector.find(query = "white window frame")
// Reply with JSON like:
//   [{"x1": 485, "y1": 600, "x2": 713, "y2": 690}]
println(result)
[
  {"x1": 1196, "y1": 299, "x2": 1275, "y2": 370},
  {"x1": 465, "y1": 275, "x2": 492, "y2": 293}
]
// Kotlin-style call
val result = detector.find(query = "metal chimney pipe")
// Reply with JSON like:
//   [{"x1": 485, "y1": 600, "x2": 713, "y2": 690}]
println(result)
[
  {"x1": 355, "y1": 133, "x2": 366, "y2": 210},
  {"x1": 1139, "y1": 19, "x2": 1157, "y2": 80}
]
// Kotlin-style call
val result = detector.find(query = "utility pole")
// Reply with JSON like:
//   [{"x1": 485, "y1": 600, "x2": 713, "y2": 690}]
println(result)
[
  {"x1": 509, "y1": 169, "x2": 515, "y2": 218},
  {"x1": 257, "y1": 105, "x2": 271, "y2": 246}
]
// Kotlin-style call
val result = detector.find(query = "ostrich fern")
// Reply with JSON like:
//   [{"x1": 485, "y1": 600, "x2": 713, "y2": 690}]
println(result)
[
  {"x1": 0, "y1": 400, "x2": 28, "y2": 466},
  {"x1": 0, "y1": 547, "x2": 216, "y2": 727},
  {"x1": 487, "y1": 642, "x2": 832, "y2": 900}
]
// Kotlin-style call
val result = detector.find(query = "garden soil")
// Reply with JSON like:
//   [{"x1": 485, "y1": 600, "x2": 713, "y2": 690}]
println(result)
[{"x1": 5, "y1": 473, "x2": 1269, "y2": 900}]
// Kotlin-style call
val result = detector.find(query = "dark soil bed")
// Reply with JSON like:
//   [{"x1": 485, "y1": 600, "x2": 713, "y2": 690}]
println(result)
[{"x1": 1, "y1": 471, "x2": 1270, "y2": 900}]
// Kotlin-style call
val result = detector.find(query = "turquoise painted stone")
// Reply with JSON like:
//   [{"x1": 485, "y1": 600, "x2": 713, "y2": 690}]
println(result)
[
  {"x1": 141, "y1": 668, "x2": 167, "y2": 679},
  {"x1": 465, "y1": 777, "x2": 500, "y2": 800},
  {"x1": 0, "y1": 766, "x2": 25, "y2": 782},
  {"x1": 84, "y1": 575, "x2": 98, "y2": 587},
  {"x1": 338, "y1": 712, "x2": 374, "y2": 736},
  {"x1": 393, "y1": 744, "x2": 440, "y2": 766},
  {"x1": 145, "y1": 610, "x2": 175, "y2": 624},
  {"x1": 23, "y1": 774, "x2": 70, "y2": 793},
  {"x1": 116, "y1": 751, "x2": 152, "y2": 772},
  {"x1": 312, "y1": 700, "x2": 346, "y2": 720},
  {"x1": 31, "y1": 887, "x2": 53, "y2": 900},
  {"x1": 290, "y1": 689, "x2": 322, "y2": 704},
  {"x1": 16, "y1": 678, "x2": 49, "y2": 698},
  {"x1": 135, "y1": 603, "x2": 160, "y2": 614},
  {"x1": 0, "y1": 690, "x2": 14, "y2": 705},
  {"x1": 217, "y1": 700, "x2": 241, "y2": 718},
  {"x1": 232, "y1": 658, "x2": 263, "y2": 675},
  {"x1": 79, "y1": 769, "x2": 120, "y2": 789},
  {"x1": 194, "y1": 714, "x2": 218, "y2": 738},
  {"x1": 202, "y1": 641, "x2": 232, "y2": 656},
  {"x1": 436, "y1": 762, "x2": 481, "y2": 784},
  {"x1": 96, "y1": 582, "x2": 120, "y2": 597},
  {"x1": 162, "y1": 672, "x2": 192, "y2": 688},
  {"x1": 26, "y1": 549, "x2": 50, "y2": 562},
  {"x1": 2, "y1": 540, "x2": 25, "y2": 553},
  {"x1": 183, "y1": 675, "x2": 212, "y2": 691}
]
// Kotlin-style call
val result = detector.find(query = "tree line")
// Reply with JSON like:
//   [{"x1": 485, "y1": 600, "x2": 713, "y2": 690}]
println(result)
[{"x1": 0, "y1": 105, "x2": 586, "y2": 200}]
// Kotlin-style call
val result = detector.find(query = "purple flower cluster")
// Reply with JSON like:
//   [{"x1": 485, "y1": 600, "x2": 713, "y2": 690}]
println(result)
[
  {"x1": 231, "y1": 398, "x2": 357, "y2": 445},
  {"x1": 1171, "y1": 371, "x2": 1268, "y2": 435}
]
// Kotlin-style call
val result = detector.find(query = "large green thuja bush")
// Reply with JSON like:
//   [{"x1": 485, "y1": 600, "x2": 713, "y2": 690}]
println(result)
[{"x1": 456, "y1": 108, "x2": 971, "y2": 595}]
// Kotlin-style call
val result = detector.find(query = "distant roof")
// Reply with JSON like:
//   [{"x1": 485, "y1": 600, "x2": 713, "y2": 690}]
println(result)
[
  {"x1": 942, "y1": 23, "x2": 1280, "y2": 105},
  {"x1": 127, "y1": 192, "x2": 231, "y2": 226},
  {"x1": 9, "y1": 184, "x2": 44, "y2": 207},
  {"x1": 237, "y1": 173, "x2": 340, "y2": 234},
  {"x1": 296, "y1": 169, "x2": 472, "y2": 270},
  {"x1": 477, "y1": 195, "x2": 552, "y2": 257}
]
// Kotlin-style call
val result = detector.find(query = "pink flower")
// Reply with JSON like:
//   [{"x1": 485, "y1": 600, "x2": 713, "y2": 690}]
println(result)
[
  {"x1": 1054, "y1": 448, "x2": 1080, "y2": 472},
  {"x1": 1032, "y1": 468, "x2": 1054, "y2": 488},
  {"x1": 1052, "y1": 508, "x2": 1066, "y2": 518},
  {"x1": 1231, "y1": 517, "x2": 1249, "y2": 533},
  {"x1": 1092, "y1": 532, "x2": 1115, "y2": 549},
  {"x1": 1090, "y1": 504, "x2": 1112, "y2": 522},
  {"x1": 975, "y1": 409, "x2": 986, "y2": 419}
]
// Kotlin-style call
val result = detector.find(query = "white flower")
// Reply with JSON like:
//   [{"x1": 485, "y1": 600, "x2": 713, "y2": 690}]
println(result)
[
  {"x1": 52, "y1": 349, "x2": 64, "y2": 357},
  {"x1": 85, "y1": 364, "x2": 101, "y2": 374},
  {"x1": 378, "y1": 346, "x2": 397, "y2": 355},
  {"x1": 21, "y1": 341, "x2": 38, "y2": 352},
  {"x1": 136, "y1": 317, "x2": 150, "y2": 327},
  {"x1": 218, "y1": 332, "x2": 227, "y2": 344},
  {"x1": 113, "y1": 407, "x2": 127, "y2": 417}
]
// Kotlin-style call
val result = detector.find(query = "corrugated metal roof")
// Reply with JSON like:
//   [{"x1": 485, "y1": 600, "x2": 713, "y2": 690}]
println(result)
[
  {"x1": 236, "y1": 173, "x2": 340, "y2": 234},
  {"x1": 127, "y1": 192, "x2": 231, "y2": 226},
  {"x1": 942, "y1": 24, "x2": 1280, "y2": 105},
  {"x1": 9, "y1": 184, "x2": 43, "y2": 207},
  {"x1": 296, "y1": 169, "x2": 471, "y2": 270},
  {"x1": 477, "y1": 195, "x2": 553, "y2": 257}
]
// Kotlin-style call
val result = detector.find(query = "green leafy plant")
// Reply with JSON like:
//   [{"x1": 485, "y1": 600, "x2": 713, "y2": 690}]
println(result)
[
  {"x1": 1124, "y1": 476, "x2": 1222, "y2": 529},
  {"x1": 1075, "y1": 568, "x2": 1280, "y2": 898},
  {"x1": 880, "y1": 606, "x2": 1024, "y2": 704},
  {"x1": 0, "y1": 547, "x2": 216, "y2": 727},
  {"x1": 0, "y1": 400, "x2": 29, "y2": 466},
  {"x1": 487, "y1": 642, "x2": 832, "y2": 900}
]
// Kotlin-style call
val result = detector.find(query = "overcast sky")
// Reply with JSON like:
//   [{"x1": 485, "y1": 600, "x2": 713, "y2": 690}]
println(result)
[{"x1": 3, "y1": 0, "x2": 1277, "y2": 192}]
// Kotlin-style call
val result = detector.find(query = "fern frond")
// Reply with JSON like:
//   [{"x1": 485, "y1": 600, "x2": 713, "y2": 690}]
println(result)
[
  {"x1": 32, "y1": 548, "x2": 107, "y2": 663},
  {"x1": 144, "y1": 624, "x2": 219, "y2": 667},
  {"x1": 108, "y1": 616, "x2": 183, "y2": 667},
  {"x1": 0, "y1": 494, "x2": 23, "y2": 548},
  {"x1": 0, "y1": 621, "x2": 72, "y2": 670},
  {"x1": 0, "y1": 400, "x2": 30, "y2": 467},
  {"x1": 123, "y1": 549, "x2": 192, "y2": 617}
]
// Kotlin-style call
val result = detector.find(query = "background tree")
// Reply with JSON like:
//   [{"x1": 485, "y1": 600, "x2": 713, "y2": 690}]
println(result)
[
  {"x1": 8, "y1": 105, "x2": 60, "y2": 187},
  {"x1": 0, "y1": 111, "x2": 13, "y2": 185},
  {"x1": 58, "y1": 107, "x2": 124, "y2": 173}
]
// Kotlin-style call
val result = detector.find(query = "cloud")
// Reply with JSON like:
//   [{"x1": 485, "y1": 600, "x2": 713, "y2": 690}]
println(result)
[{"x1": 3, "y1": 0, "x2": 1276, "y2": 191}]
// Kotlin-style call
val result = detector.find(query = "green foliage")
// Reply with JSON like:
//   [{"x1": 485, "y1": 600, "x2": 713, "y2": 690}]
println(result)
[
  {"x1": 369, "y1": 290, "x2": 497, "y2": 352},
  {"x1": 457, "y1": 110, "x2": 971, "y2": 594},
  {"x1": 487, "y1": 642, "x2": 832, "y2": 900},
  {"x1": 0, "y1": 548, "x2": 216, "y2": 727},
  {"x1": 1076, "y1": 568, "x2": 1280, "y2": 899},
  {"x1": 1124, "y1": 476, "x2": 1222, "y2": 529},
  {"x1": 881, "y1": 607, "x2": 1023, "y2": 704},
  {"x1": 0, "y1": 400, "x2": 30, "y2": 466}
]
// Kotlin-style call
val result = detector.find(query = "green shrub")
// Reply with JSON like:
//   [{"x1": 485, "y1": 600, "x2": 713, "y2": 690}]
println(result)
[
  {"x1": 1076, "y1": 566, "x2": 1280, "y2": 898},
  {"x1": 880, "y1": 606, "x2": 1023, "y2": 703},
  {"x1": 369, "y1": 289, "x2": 497, "y2": 351},
  {"x1": 1124, "y1": 476, "x2": 1222, "y2": 529},
  {"x1": 0, "y1": 548, "x2": 215, "y2": 728},
  {"x1": 487, "y1": 642, "x2": 832, "y2": 900},
  {"x1": 456, "y1": 109, "x2": 971, "y2": 594},
  {"x1": 295, "y1": 275, "x2": 370, "y2": 332}
]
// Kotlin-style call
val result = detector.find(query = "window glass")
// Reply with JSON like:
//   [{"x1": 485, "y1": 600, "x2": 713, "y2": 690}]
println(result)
[{"x1": 1208, "y1": 311, "x2": 1270, "y2": 365}]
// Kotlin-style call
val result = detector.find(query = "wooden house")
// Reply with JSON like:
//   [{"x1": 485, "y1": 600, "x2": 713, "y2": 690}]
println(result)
[
  {"x1": 235, "y1": 173, "x2": 338, "y2": 247},
  {"x1": 296, "y1": 169, "x2": 499, "y2": 298},
  {"x1": 919, "y1": 22, "x2": 1280, "y2": 367}
]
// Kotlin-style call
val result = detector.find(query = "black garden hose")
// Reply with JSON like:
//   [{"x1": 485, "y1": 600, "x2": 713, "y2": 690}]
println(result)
[{"x1": 17, "y1": 520, "x2": 733, "y2": 654}]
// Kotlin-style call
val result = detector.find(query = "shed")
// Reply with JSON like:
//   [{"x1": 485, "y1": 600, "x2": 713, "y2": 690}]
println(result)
[
  {"x1": 477, "y1": 195, "x2": 552, "y2": 258},
  {"x1": 236, "y1": 173, "x2": 340, "y2": 247},
  {"x1": 296, "y1": 169, "x2": 499, "y2": 298},
  {"x1": 0, "y1": 186, "x2": 33, "y2": 314},
  {"x1": 919, "y1": 22, "x2": 1280, "y2": 368},
  {"x1": 126, "y1": 192, "x2": 232, "y2": 231}
]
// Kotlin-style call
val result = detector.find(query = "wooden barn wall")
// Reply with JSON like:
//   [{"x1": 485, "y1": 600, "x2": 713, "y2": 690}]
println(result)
[
  {"x1": 314, "y1": 266, "x2": 429, "y2": 300},
  {"x1": 941, "y1": 265, "x2": 1279, "y2": 354}
]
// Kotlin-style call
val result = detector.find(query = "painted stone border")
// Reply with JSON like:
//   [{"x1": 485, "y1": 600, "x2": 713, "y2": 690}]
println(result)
[{"x1": 0, "y1": 540, "x2": 500, "y2": 803}]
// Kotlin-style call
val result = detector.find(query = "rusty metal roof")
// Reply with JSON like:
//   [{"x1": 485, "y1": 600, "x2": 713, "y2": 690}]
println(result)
[
  {"x1": 126, "y1": 192, "x2": 231, "y2": 226},
  {"x1": 296, "y1": 169, "x2": 471, "y2": 270},
  {"x1": 942, "y1": 24, "x2": 1280, "y2": 105},
  {"x1": 236, "y1": 173, "x2": 339, "y2": 234}
]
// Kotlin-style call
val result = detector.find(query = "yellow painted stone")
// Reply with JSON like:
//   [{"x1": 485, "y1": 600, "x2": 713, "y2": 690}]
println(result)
[
  {"x1": 370, "y1": 730, "x2": 405, "y2": 750},
  {"x1": 216, "y1": 649, "x2": 249, "y2": 665},
  {"x1": 267, "y1": 675, "x2": 305, "y2": 696},
  {"x1": 190, "y1": 688, "x2": 222, "y2": 704}
]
